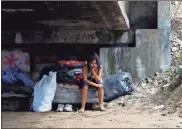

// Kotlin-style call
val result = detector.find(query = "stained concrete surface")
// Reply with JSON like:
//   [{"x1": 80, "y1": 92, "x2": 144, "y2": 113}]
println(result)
[{"x1": 100, "y1": 29, "x2": 171, "y2": 81}]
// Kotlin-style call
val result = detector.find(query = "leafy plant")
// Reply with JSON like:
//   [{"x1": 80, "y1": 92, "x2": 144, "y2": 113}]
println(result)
[
  {"x1": 176, "y1": 56, "x2": 182, "y2": 62},
  {"x1": 166, "y1": 68, "x2": 174, "y2": 77}
]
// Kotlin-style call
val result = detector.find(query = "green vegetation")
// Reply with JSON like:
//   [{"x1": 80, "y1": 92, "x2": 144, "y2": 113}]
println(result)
[
  {"x1": 176, "y1": 56, "x2": 182, "y2": 62},
  {"x1": 166, "y1": 68, "x2": 174, "y2": 78},
  {"x1": 178, "y1": 68, "x2": 182, "y2": 74}
]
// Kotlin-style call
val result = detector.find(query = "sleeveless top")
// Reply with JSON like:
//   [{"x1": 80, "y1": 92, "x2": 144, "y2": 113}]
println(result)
[{"x1": 84, "y1": 61, "x2": 101, "y2": 79}]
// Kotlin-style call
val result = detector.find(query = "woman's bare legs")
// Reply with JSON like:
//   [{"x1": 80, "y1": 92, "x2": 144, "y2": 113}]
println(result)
[
  {"x1": 97, "y1": 87, "x2": 105, "y2": 110},
  {"x1": 79, "y1": 86, "x2": 88, "y2": 112}
]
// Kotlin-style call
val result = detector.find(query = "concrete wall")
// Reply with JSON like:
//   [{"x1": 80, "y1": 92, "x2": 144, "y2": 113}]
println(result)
[
  {"x1": 100, "y1": 29, "x2": 171, "y2": 81},
  {"x1": 100, "y1": 1, "x2": 171, "y2": 81}
]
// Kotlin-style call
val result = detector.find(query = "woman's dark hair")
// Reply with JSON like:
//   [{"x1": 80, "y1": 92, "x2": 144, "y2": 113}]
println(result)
[{"x1": 87, "y1": 52, "x2": 101, "y2": 71}]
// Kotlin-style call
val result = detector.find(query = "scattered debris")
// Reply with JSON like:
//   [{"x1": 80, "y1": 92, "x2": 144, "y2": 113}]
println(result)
[
  {"x1": 153, "y1": 105, "x2": 164, "y2": 110},
  {"x1": 161, "y1": 113, "x2": 167, "y2": 116},
  {"x1": 176, "y1": 125, "x2": 181, "y2": 128}
]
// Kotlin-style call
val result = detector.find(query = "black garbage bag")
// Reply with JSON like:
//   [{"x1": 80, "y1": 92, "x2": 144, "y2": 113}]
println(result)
[{"x1": 104, "y1": 72, "x2": 133, "y2": 102}]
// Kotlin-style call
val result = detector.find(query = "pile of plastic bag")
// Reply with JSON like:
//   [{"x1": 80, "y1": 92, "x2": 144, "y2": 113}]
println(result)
[
  {"x1": 104, "y1": 71, "x2": 134, "y2": 102},
  {"x1": 2, "y1": 68, "x2": 34, "y2": 87}
]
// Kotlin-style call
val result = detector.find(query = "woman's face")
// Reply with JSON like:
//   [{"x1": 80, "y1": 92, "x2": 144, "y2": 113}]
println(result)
[{"x1": 89, "y1": 59, "x2": 97, "y2": 69}]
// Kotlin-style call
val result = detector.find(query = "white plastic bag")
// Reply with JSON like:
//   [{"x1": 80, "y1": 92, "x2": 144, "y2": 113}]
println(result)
[{"x1": 33, "y1": 71, "x2": 57, "y2": 112}]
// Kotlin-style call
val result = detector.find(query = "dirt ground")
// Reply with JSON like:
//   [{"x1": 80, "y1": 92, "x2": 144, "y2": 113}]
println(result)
[{"x1": 2, "y1": 105, "x2": 182, "y2": 128}]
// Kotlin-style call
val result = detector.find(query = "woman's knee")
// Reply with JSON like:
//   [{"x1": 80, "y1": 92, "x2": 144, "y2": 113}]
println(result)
[
  {"x1": 97, "y1": 86, "x2": 104, "y2": 90},
  {"x1": 96, "y1": 82, "x2": 104, "y2": 89},
  {"x1": 82, "y1": 86, "x2": 88, "y2": 90}
]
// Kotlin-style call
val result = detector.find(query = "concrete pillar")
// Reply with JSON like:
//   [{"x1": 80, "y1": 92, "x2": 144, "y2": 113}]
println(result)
[
  {"x1": 158, "y1": 1, "x2": 171, "y2": 29},
  {"x1": 158, "y1": 1, "x2": 171, "y2": 72}
]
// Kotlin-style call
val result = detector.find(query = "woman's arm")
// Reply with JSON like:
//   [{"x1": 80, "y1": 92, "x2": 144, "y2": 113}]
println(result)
[
  {"x1": 92, "y1": 65, "x2": 103, "y2": 83},
  {"x1": 82, "y1": 64, "x2": 99, "y2": 87}
]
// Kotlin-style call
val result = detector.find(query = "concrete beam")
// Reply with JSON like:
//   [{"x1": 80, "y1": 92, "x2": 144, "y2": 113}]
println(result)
[
  {"x1": 2, "y1": 30, "x2": 130, "y2": 44},
  {"x1": 2, "y1": 1, "x2": 130, "y2": 30},
  {"x1": 118, "y1": 1, "x2": 130, "y2": 29}
]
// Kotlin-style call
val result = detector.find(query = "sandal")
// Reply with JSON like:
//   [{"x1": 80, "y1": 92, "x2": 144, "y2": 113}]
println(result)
[
  {"x1": 78, "y1": 109, "x2": 85, "y2": 113},
  {"x1": 93, "y1": 104, "x2": 107, "y2": 111},
  {"x1": 100, "y1": 106, "x2": 107, "y2": 111}
]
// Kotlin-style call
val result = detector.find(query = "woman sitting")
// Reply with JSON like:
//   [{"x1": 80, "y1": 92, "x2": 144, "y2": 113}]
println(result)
[{"x1": 79, "y1": 52, "x2": 106, "y2": 113}]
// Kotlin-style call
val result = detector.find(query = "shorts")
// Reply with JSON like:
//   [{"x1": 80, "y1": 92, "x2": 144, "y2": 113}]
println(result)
[{"x1": 80, "y1": 77, "x2": 103, "y2": 88}]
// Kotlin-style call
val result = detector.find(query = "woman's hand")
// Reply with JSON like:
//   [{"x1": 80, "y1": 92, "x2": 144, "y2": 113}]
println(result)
[
  {"x1": 91, "y1": 65, "x2": 97, "y2": 73},
  {"x1": 97, "y1": 84, "x2": 104, "y2": 88}
]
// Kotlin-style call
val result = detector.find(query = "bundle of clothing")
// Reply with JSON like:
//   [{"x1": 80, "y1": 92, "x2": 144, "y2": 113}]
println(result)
[
  {"x1": 40, "y1": 60, "x2": 84, "y2": 90},
  {"x1": 2, "y1": 68, "x2": 34, "y2": 87}
]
